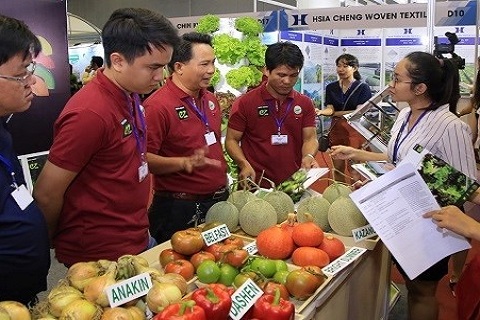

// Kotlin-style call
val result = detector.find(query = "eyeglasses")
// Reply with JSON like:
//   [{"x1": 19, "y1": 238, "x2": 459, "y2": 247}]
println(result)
[
  {"x1": 0, "y1": 61, "x2": 36, "y2": 86},
  {"x1": 390, "y1": 74, "x2": 412, "y2": 87}
]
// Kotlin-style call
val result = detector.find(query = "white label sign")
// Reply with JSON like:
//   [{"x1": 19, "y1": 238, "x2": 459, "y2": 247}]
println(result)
[
  {"x1": 229, "y1": 278, "x2": 263, "y2": 320},
  {"x1": 243, "y1": 241, "x2": 258, "y2": 255},
  {"x1": 106, "y1": 272, "x2": 152, "y2": 307},
  {"x1": 352, "y1": 224, "x2": 378, "y2": 242},
  {"x1": 201, "y1": 224, "x2": 231, "y2": 246},
  {"x1": 322, "y1": 247, "x2": 367, "y2": 277}
]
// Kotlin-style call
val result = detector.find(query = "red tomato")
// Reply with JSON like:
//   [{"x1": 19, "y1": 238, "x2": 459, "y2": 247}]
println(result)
[
  {"x1": 262, "y1": 281, "x2": 290, "y2": 301},
  {"x1": 159, "y1": 248, "x2": 186, "y2": 268},
  {"x1": 204, "y1": 242, "x2": 224, "y2": 261},
  {"x1": 171, "y1": 228, "x2": 205, "y2": 256},
  {"x1": 224, "y1": 236, "x2": 245, "y2": 248},
  {"x1": 223, "y1": 248, "x2": 249, "y2": 268},
  {"x1": 190, "y1": 251, "x2": 216, "y2": 270},
  {"x1": 285, "y1": 268, "x2": 325, "y2": 300},
  {"x1": 164, "y1": 259, "x2": 195, "y2": 281}
]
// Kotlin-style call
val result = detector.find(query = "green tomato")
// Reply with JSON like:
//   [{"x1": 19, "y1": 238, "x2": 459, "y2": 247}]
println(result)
[
  {"x1": 273, "y1": 270, "x2": 290, "y2": 285},
  {"x1": 250, "y1": 258, "x2": 277, "y2": 278},
  {"x1": 218, "y1": 263, "x2": 239, "y2": 286},
  {"x1": 196, "y1": 260, "x2": 220, "y2": 284},
  {"x1": 233, "y1": 271, "x2": 257, "y2": 289},
  {"x1": 274, "y1": 260, "x2": 288, "y2": 272}
]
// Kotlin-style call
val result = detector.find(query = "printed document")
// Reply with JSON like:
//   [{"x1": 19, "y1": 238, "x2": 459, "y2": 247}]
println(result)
[{"x1": 349, "y1": 163, "x2": 471, "y2": 280}]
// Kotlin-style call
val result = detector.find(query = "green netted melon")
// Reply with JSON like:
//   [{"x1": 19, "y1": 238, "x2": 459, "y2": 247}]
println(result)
[
  {"x1": 227, "y1": 190, "x2": 257, "y2": 212},
  {"x1": 322, "y1": 183, "x2": 352, "y2": 204},
  {"x1": 296, "y1": 195, "x2": 331, "y2": 231},
  {"x1": 205, "y1": 201, "x2": 239, "y2": 232},
  {"x1": 263, "y1": 190, "x2": 295, "y2": 223},
  {"x1": 328, "y1": 196, "x2": 367, "y2": 236},
  {"x1": 239, "y1": 199, "x2": 277, "y2": 236}
]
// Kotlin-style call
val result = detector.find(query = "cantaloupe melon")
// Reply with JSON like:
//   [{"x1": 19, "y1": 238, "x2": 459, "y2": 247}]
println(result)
[
  {"x1": 239, "y1": 199, "x2": 277, "y2": 236},
  {"x1": 296, "y1": 196, "x2": 331, "y2": 231},
  {"x1": 322, "y1": 183, "x2": 351, "y2": 204},
  {"x1": 328, "y1": 196, "x2": 367, "y2": 236},
  {"x1": 263, "y1": 190, "x2": 295, "y2": 223},
  {"x1": 227, "y1": 190, "x2": 257, "y2": 212},
  {"x1": 205, "y1": 201, "x2": 239, "y2": 232}
]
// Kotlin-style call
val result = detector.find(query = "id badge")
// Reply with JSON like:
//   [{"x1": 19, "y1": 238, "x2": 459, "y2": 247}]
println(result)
[
  {"x1": 204, "y1": 131, "x2": 217, "y2": 146},
  {"x1": 271, "y1": 134, "x2": 288, "y2": 145},
  {"x1": 138, "y1": 161, "x2": 149, "y2": 182},
  {"x1": 11, "y1": 184, "x2": 34, "y2": 210}
]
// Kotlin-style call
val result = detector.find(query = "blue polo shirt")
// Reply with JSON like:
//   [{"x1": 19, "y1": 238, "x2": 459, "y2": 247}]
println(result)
[{"x1": 0, "y1": 121, "x2": 50, "y2": 304}]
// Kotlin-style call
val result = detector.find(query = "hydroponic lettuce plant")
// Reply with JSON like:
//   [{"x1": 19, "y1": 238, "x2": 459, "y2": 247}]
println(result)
[
  {"x1": 234, "y1": 17, "x2": 263, "y2": 37},
  {"x1": 213, "y1": 34, "x2": 246, "y2": 65},
  {"x1": 195, "y1": 14, "x2": 220, "y2": 34},
  {"x1": 225, "y1": 66, "x2": 263, "y2": 89},
  {"x1": 210, "y1": 68, "x2": 220, "y2": 88},
  {"x1": 244, "y1": 37, "x2": 267, "y2": 67}
]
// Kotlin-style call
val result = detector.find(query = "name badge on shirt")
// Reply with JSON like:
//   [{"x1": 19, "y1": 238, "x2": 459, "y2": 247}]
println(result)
[
  {"x1": 271, "y1": 134, "x2": 288, "y2": 145},
  {"x1": 11, "y1": 184, "x2": 34, "y2": 210},
  {"x1": 138, "y1": 161, "x2": 148, "y2": 182},
  {"x1": 205, "y1": 131, "x2": 217, "y2": 146}
]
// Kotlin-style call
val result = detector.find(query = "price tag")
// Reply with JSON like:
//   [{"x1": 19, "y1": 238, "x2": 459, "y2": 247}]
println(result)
[
  {"x1": 243, "y1": 241, "x2": 258, "y2": 255},
  {"x1": 322, "y1": 247, "x2": 367, "y2": 277},
  {"x1": 352, "y1": 224, "x2": 377, "y2": 242},
  {"x1": 229, "y1": 279, "x2": 263, "y2": 320},
  {"x1": 106, "y1": 272, "x2": 152, "y2": 307},
  {"x1": 201, "y1": 224, "x2": 231, "y2": 247}
]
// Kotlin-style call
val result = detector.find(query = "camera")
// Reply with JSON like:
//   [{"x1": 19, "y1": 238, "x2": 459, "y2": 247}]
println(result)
[{"x1": 433, "y1": 32, "x2": 465, "y2": 70}]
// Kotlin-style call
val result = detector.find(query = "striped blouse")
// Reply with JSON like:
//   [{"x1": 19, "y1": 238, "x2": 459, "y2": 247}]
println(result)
[{"x1": 387, "y1": 104, "x2": 477, "y2": 180}]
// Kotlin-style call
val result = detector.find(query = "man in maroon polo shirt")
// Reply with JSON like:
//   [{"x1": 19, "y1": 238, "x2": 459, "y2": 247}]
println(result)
[
  {"x1": 33, "y1": 8, "x2": 179, "y2": 266},
  {"x1": 144, "y1": 32, "x2": 228, "y2": 244},
  {"x1": 226, "y1": 42, "x2": 319, "y2": 187}
]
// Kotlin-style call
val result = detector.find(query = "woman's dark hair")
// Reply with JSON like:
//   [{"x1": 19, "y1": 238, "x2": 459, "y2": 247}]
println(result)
[
  {"x1": 472, "y1": 69, "x2": 480, "y2": 111},
  {"x1": 0, "y1": 14, "x2": 41, "y2": 65},
  {"x1": 404, "y1": 51, "x2": 460, "y2": 112},
  {"x1": 265, "y1": 42, "x2": 304, "y2": 71},
  {"x1": 168, "y1": 32, "x2": 213, "y2": 72},
  {"x1": 336, "y1": 53, "x2": 361, "y2": 80},
  {"x1": 102, "y1": 8, "x2": 180, "y2": 67},
  {"x1": 91, "y1": 56, "x2": 103, "y2": 68}
]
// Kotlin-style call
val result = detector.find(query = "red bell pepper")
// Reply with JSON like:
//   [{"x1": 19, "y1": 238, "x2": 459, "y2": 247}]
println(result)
[
  {"x1": 153, "y1": 300, "x2": 206, "y2": 320},
  {"x1": 191, "y1": 283, "x2": 232, "y2": 320},
  {"x1": 252, "y1": 288, "x2": 295, "y2": 320}
]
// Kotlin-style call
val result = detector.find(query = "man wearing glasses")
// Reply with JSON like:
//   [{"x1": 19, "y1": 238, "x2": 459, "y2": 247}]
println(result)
[{"x1": 0, "y1": 15, "x2": 50, "y2": 305}]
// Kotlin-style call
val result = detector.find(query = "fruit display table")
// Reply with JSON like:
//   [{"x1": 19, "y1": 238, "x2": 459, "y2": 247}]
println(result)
[{"x1": 139, "y1": 236, "x2": 391, "y2": 320}]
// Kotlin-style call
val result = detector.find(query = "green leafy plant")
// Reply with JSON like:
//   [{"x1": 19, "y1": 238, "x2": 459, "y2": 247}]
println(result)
[
  {"x1": 210, "y1": 68, "x2": 220, "y2": 88},
  {"x1": 234, "y1": 17, "x2": 263, "y2": 37},
  {"x1": 195, "y1": 14, "x2": 220, "y2": 34},
  {"x1": 212, "y1": 34, "x2": 246, "y2": 65},
  {"x1": 225, "y1": 66, "x2": 263, "y2": 90},
  {"x1": 244, "y1": 37, "x2": 267, "y2": 67}
]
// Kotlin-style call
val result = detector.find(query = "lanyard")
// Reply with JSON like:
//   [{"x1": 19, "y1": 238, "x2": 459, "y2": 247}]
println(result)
[
  {"x1": 126, "y1": 93, "x2": 147, "y2": 162},
  {"x1": 392, "y1": 110, "x2": 427, "y2": 164},
  {"x1": 267, "y1": 99, "x2": 294, "y2": 134},
  {"x1": 0, "y1": 154, "x2": 18, "y2": 188},
  {"x1": 185, "y1": 96, "x2": 210, "y2": 132}
]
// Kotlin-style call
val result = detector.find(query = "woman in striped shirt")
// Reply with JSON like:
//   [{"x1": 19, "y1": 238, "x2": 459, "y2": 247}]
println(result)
[{"x1": 331, "y1": 51, "x2": 476, "y2": 320}]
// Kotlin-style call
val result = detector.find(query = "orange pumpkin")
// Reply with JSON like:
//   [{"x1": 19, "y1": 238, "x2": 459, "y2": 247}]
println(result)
[
  {"x1": 292, "y1": 221, "x2": 324, "y2": 247},
  {"x1": 318, "y1": 235, "x2": 345, "y2": 261},
  {"x1": 256, "y1": 225, "x2": 295, "y2": 260},
  {"x1": 291, "y1": 247, "x2": 330, "y2": 268}
]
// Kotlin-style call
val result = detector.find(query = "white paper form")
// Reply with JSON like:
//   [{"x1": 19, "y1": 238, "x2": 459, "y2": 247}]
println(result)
[{"x1": 349, "y1": 163, "x2": 471, "y2": 280}]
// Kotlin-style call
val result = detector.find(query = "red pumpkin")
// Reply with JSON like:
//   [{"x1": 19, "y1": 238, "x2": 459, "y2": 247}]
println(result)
[
  {"x1": 291, "y1": 247, "x2": 330, "y2": 268},
  {"x1": 318, "y1": 235, "x2": 346, "y2": 261},
  {"x1": 256, "y1": 225, "x2": 295, "y2": 260}
]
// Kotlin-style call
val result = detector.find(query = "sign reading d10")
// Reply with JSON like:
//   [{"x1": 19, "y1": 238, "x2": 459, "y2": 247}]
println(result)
[{"x1": 201, "y1": 224, "x2": 231, "y2": 246}]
